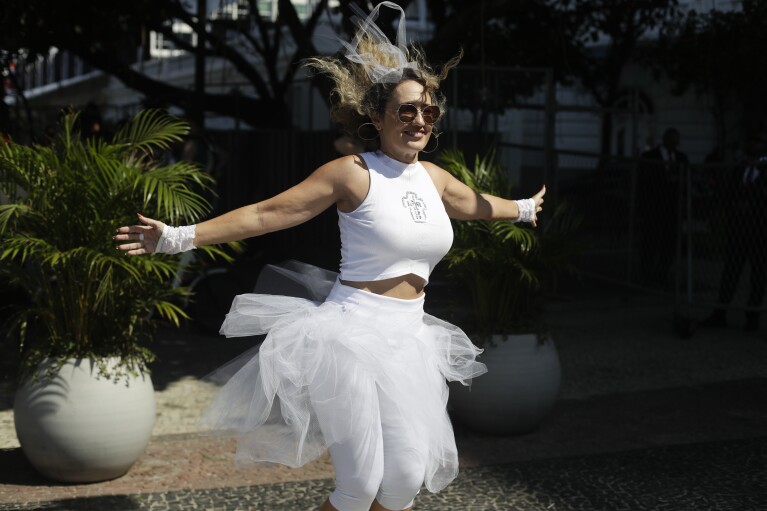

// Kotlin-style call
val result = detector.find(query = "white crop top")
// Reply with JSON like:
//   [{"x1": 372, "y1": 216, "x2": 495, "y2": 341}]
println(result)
[{"x1": 338, "y1": 151, "x2": 454, "y2": 284}]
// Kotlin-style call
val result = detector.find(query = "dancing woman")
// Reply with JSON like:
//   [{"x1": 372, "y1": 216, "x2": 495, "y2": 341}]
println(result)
[{"x1": 115, "y1": 3, "x2": 544, "y2": 510}]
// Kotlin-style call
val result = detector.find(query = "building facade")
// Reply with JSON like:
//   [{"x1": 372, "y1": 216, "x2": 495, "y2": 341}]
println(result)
[{"x1": 3, "y1": 0, "x2": 744, "y2": 169}]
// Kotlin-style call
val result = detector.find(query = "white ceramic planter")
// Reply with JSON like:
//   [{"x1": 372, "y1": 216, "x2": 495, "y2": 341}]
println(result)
[
  {"x1": 14, "y1": 358, "x2": 156, "y2": 483},
  {"x1": 450, "y1": 333, "x2": 561, "y2": 436}
]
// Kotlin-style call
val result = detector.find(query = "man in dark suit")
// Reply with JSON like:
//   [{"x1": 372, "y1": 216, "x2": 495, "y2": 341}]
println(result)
[
  {"x1": 638, "y1": 128, "x2": 690, "y2": 286},
  {"x1": 703, "y1": 130, "x2": 767, "y2": 331}
]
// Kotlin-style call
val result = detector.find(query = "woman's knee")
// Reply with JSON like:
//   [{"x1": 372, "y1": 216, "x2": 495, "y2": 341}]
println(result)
[
  {"x1": 376, "y1": 457, "x2": 425, "y2": 510},
  {"x1": 330, "y1": 467, "x2": 385, "y2": 511},
  {"x1": 327, "y1": 429, "x2": 385, "y2": 511}
]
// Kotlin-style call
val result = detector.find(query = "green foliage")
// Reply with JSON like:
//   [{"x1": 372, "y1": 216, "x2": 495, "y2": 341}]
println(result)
[
  {"x1": 0, "y1": 109, "x2": 233, "y2": 381},
  {"x1": 439, "y1": 149, "x2": 582, "y2": 344}
]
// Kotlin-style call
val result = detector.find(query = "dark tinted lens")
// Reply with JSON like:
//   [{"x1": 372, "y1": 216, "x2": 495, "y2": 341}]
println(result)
[
  {"x1": 397, "y1": 104, "x2": 441, "y2": 124},
  {"x1": 422, "y1": 106, "x2": 441, "y2": 124},
  {"x1": 397, "y1": 104, "x2": 418, "y2": 122}
]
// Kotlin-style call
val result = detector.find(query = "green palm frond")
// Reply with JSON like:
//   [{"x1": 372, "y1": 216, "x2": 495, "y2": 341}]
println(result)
[
  {"x1": 113, "y1": 109, "x2": 189, "y2": 156},
  {"x1": 0, "y1": 142, "x2": 49, "y2": 200},
  {"x1": 437, "y1": 148, "x2": 582, "y2": 339},
  {"x1": 152, "y1": 301, "x2": 189, "y2": 327},
  {"x1": 0, "y1": 204, "x2": 38, "y2": 233},
  {"x1": 0, "y1": 109, "x2": 227, "y2": 380},
  {"x1": 133, "y1": 161, "x2": 215, "y2": 223},
  {"x1": 0, "y1": 235, "x2": 59, "y2": 263},
  {"x1": 196, "y1": 244, "x2": 239, "y2": 264}
]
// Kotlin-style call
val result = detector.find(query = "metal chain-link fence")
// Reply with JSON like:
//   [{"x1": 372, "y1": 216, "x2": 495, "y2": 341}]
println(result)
[
  {"x1": 554, "y1": 152, "x2": 767, "y2": 329},
  {"x1": 675, "y1": 161, "x2": 767, "y2": 327}
]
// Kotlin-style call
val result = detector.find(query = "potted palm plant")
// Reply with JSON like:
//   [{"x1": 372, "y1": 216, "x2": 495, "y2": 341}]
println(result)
[
  {"x1": 0, "y1": 110, "x2": 229, "y2": 482},
  {"x1": 440, "y1": 148, "x2": 582, "y2": 436}
]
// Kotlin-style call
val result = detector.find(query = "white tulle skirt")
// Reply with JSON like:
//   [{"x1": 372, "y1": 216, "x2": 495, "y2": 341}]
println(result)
[{"x1": 198, "y1": 261, "x2": 486, "y2": 493}]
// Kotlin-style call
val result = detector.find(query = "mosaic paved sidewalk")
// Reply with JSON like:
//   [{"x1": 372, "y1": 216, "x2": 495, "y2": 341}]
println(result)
[
  {"x1": 2, "y1": 436, "x2": 765, "y2": 511},
  {"x1": 2, "y1": 377, "x2": 766, "y2": 511}
]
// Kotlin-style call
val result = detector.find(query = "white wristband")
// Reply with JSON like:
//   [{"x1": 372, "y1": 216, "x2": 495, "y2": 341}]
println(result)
[
  {"x1": 513, "y1": 198, "x2": 536, "y2": 224},
  {"x1": 156, "y1": 224, "x2": 197, "y2": 254}
]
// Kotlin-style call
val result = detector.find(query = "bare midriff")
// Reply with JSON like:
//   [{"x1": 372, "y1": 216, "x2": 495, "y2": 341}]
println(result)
[{"x1": 340, "y1": 273, "x2": 426, "y2": 300}]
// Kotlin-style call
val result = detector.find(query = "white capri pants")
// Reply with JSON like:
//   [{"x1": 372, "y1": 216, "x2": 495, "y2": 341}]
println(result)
[
  {"x1": 203, "y1": 271, "x2": 485, "y2": 510},
  {"x1": 327, "y1": 385, "x2": 424, "y2": 510}
]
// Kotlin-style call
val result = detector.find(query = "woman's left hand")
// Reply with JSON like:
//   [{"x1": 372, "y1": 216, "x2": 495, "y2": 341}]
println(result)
[{"x1": 531, "y1": 185, "x2": 546, "y2": 227}]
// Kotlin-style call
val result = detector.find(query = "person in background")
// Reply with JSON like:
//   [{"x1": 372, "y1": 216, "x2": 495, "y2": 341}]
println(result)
[
  {"x1": 702, "y1": 128, "x2": 767, "y2": 332},
  {"x1": 637, "y1": 127, "x2": 690, "y2": 287}
]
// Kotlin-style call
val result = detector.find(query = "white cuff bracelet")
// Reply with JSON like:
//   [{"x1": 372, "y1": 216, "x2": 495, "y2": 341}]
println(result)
[
  {"x1": 155, "y1": 224, "x2": 197, "y2": 254},
  {"x1": 513, "y1": 198, "x2": 536, "y2": 224}
]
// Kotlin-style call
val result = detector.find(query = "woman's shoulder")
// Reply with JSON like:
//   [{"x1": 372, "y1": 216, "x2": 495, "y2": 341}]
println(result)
[
  {"x1": 317, "y1": 155, "x2": 372, "y2": 211},
  {"x1": 313, "y1": 154, "x2": 371, "y2": 198},
  {"x1": 315, "y1": 154, "x2": 370, "y2": 178},
  {"x1": 419, "y1": 160, "x2": 450, "y2": 193},
  {"x1": 419, "y1": 159, "x2": 445, "y2": 174}
]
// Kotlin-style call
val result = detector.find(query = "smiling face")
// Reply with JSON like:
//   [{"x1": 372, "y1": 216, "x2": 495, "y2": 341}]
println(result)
[{"x1": 371, "y1": 80, "x2": 436, "y2": 164}]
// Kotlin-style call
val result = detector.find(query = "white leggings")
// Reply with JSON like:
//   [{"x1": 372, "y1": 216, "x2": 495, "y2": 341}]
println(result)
[{"x1": 327, "y1": 387, "x2": 425, "y2": 511}]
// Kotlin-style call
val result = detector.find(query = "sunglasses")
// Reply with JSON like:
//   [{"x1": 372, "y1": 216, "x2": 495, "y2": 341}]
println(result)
[{"x1": 395, "y1": 104, "x2": 442, "y2": 124}]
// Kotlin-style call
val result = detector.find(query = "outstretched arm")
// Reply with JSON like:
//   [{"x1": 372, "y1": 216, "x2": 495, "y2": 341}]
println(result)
[
  {"x1": 424, "y1": 162, "x2": 545, "y2": 226},
  {"x1": 115, "y1": 156, "x2": 361, "y2": 255}
]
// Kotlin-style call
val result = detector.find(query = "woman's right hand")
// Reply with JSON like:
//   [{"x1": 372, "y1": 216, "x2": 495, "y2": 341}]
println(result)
[{"x1": 114, "y1": 213, "x2": 166, "y2": 256}]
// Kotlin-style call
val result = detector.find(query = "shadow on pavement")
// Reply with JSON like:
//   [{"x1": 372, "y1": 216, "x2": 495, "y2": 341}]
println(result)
[
  {"x1": 147, "y1": 326, "x2": 262, "y2": 392},
  {"x1": 0, "y1": 448, "x2": 53, "y2": 487},
  {"x1": 3, "y1": 494, "x2": 142, "y2": 510}
]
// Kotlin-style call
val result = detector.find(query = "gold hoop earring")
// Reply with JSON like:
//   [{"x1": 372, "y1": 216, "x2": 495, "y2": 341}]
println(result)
[
  {"x1": 421, "y1": 130, "x2": 441, "y2": 154},
  {"x1": 357, "y1": 122, "x2": 380, "y2": 141}
]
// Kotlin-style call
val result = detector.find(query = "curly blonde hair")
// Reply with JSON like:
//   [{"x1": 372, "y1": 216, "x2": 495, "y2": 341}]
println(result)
[{"x1": 306, "y1": 35, "x2": 462, "y2": 151}]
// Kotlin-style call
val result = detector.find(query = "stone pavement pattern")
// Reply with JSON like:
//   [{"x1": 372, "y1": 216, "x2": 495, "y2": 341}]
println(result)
[
  {"x1": 1, "y1": 285, "x2": 766, "y2": 510},
  {"x1": 2, "y1": 437, "x2": 765, "y2": 510}
]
